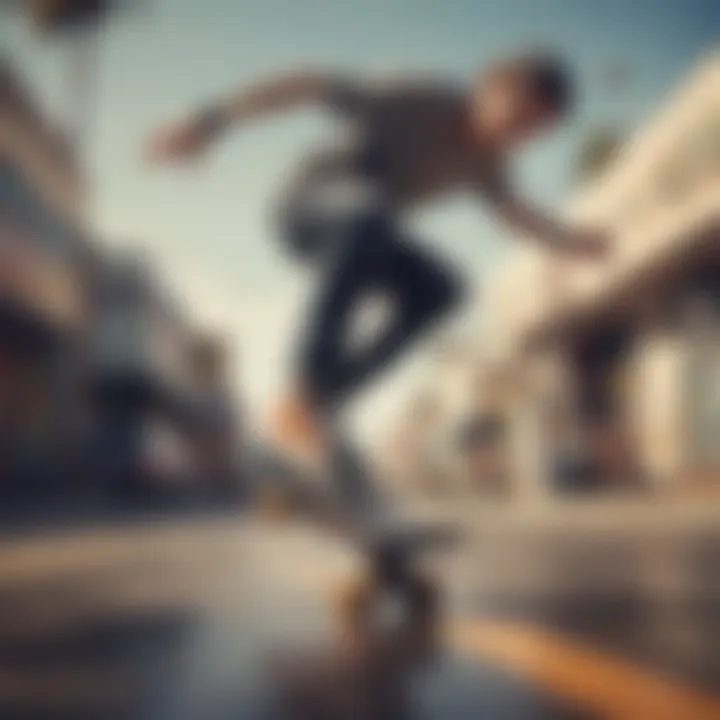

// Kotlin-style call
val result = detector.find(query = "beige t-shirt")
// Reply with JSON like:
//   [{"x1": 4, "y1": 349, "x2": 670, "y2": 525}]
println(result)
[{"x1": 285, "y1": 76, "x2": 511, "y2": 213}]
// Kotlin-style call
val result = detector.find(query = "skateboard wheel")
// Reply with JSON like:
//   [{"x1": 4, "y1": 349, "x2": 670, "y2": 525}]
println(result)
[
  {"x1": 404, "y1": 571, "x2": 440, "y2": 623},
  {"x1": 255, "y1": 487, "x2": 293, "y2": 520},
  {"x1": 336, "y1": 570, "x2": 439, "y2": 635}
]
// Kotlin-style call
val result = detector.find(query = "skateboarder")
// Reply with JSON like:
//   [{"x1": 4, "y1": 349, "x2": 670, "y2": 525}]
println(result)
[{"x1": 147, "y1": 50, "x2": 608, "y2": 471}]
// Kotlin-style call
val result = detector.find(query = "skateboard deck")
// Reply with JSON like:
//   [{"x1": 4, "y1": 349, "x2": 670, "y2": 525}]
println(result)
[
  {"x1": 253, "y1": 439, "x2": 460, "y2": 558},
  {"x1": 253, "y1": 436, "x2": 460, "y2": 629}
]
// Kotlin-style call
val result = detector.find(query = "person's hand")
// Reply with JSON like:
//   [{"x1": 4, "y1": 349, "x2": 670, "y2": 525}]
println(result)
[
  {"x1": 569, "y1": 228, "x2": 611, "y2": 260},
  {"x1": 144, "y1": 115, "x2": 216, "y2": 164}
]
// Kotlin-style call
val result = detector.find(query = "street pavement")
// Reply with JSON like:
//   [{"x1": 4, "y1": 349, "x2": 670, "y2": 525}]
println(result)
[{"x1": 0, "y1": 513, "x2": 717, "y2": 720}]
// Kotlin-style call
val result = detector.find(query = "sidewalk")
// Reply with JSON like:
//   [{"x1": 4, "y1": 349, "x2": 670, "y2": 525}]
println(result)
[
  {"x1": 0, "y1": 494, "x2": 245, "y2": 540},
  {"x1": 445, "y1": 500, "x2": 720, "y2": 694}
]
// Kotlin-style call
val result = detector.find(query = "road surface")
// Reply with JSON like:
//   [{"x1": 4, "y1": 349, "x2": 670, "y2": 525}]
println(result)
[{"x1": 0, "y1": 514, "x2": 717, "y2": 719}]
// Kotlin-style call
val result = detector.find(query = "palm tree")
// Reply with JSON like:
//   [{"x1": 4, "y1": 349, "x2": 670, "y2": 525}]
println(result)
[
  {"x1": 26, "y1": 2, "x2": 112, "y2": 156},
  {"x1": 15, "y1": 1, "x2": 141, "y2": 162},
  {"x1": 5, "y1": 1, "x2": 147, "y2": 218}
]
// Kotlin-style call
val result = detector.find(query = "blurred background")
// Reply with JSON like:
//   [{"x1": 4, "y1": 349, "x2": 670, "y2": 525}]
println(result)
[{"x1": 0, "y1": 1, "x2": 719, "y2": 719}]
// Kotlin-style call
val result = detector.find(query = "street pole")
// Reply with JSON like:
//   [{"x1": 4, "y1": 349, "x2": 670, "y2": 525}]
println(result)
[
  {"x1": 66, "y1": 25, "x2": 99, "y2": 174},
  {"x1": 63, "y1": 23, "x2": 102, "y2": 224}
]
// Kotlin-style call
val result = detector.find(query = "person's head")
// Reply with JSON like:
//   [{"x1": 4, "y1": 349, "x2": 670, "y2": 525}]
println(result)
[{"x1": 472, "y1": 50, "x2": 574, "y2": 146}]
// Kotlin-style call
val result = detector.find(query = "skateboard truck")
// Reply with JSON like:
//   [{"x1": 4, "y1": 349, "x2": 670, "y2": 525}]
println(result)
[{"x1": 253, "y1": 422, "x2": 460, "y2": 631}]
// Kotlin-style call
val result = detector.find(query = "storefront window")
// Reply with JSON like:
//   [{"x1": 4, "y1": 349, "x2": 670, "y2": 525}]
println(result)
[
  {"x1": 144, "y1": 420, "x2": 189, "y2": 480},
  {"x1": 0, "y1": 160, "x2": 79, "y2": 257},
  {"x1": 0, "y1": 162, "x2": 25, "y2": 214}
]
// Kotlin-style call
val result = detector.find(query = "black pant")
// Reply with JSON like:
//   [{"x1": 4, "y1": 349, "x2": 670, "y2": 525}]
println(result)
[{"x1": 283, "y1": 201, "x2": 464, "y2": 414}]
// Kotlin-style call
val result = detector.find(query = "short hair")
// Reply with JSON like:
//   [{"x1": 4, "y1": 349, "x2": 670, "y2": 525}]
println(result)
[
  {"x1": 526, "y1": 52, "x2": 574, "y2": 116},
  {"x1": 488, "y1": 50, "x2": 575, "y2": 117}
]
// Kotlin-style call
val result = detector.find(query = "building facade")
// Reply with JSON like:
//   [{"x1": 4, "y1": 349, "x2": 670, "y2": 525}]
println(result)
[
  {"x1": 88, "y1": 251, "x2": 243, "y2": 500},
  {"x1": 0, "y1": 60, "x2": 88, "y2": 495},
  {"x1": 1, "y1": 59, "x2": 243, "y2": 508},
  {"x1": 479, "y1": 51, "x2": 720, "y2": 500},
  {"x1": 186, "y1": 333, "x2": 242, "y2": 499},
  {"x1": 88, "y1": 251, "x2": 196, "y2": 494}
]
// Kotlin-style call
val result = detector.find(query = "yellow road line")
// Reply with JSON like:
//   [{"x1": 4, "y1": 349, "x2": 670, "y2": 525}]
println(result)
[
  {"x1": 275, "y1": 562, "x2": 720, "y2": 719},
  {"x1": 449, "y1": 619, "x2": 720, "y2": 720}
]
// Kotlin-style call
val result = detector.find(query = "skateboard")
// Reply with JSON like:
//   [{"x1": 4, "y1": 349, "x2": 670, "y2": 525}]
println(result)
[{"x1": 252, "y1": 432, "x2": 461, "y2": 631}]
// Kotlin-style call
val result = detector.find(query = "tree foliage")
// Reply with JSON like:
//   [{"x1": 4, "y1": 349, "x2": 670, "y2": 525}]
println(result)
[{"x1": 27, "y1": 0, "x2": 114, "y2": 33}]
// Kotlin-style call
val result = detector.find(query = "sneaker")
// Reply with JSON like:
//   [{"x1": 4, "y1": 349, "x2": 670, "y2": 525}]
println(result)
[{"x1": 269, "y1": 391, "x2": 326, "y2": 472}]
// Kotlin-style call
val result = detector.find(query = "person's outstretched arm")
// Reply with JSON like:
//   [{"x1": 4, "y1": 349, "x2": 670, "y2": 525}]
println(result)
[
  {"x1": 145, "y1": 71, "x2": 354, "y2": 164},
  {"x1": 493, "y1": 195, "x2": 609, "y2": 258}
]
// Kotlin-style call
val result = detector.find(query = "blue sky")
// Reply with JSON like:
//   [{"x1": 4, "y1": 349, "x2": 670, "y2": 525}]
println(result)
[{"x1": 3, "y1": 0, "x2": 719, "y2": 439}]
